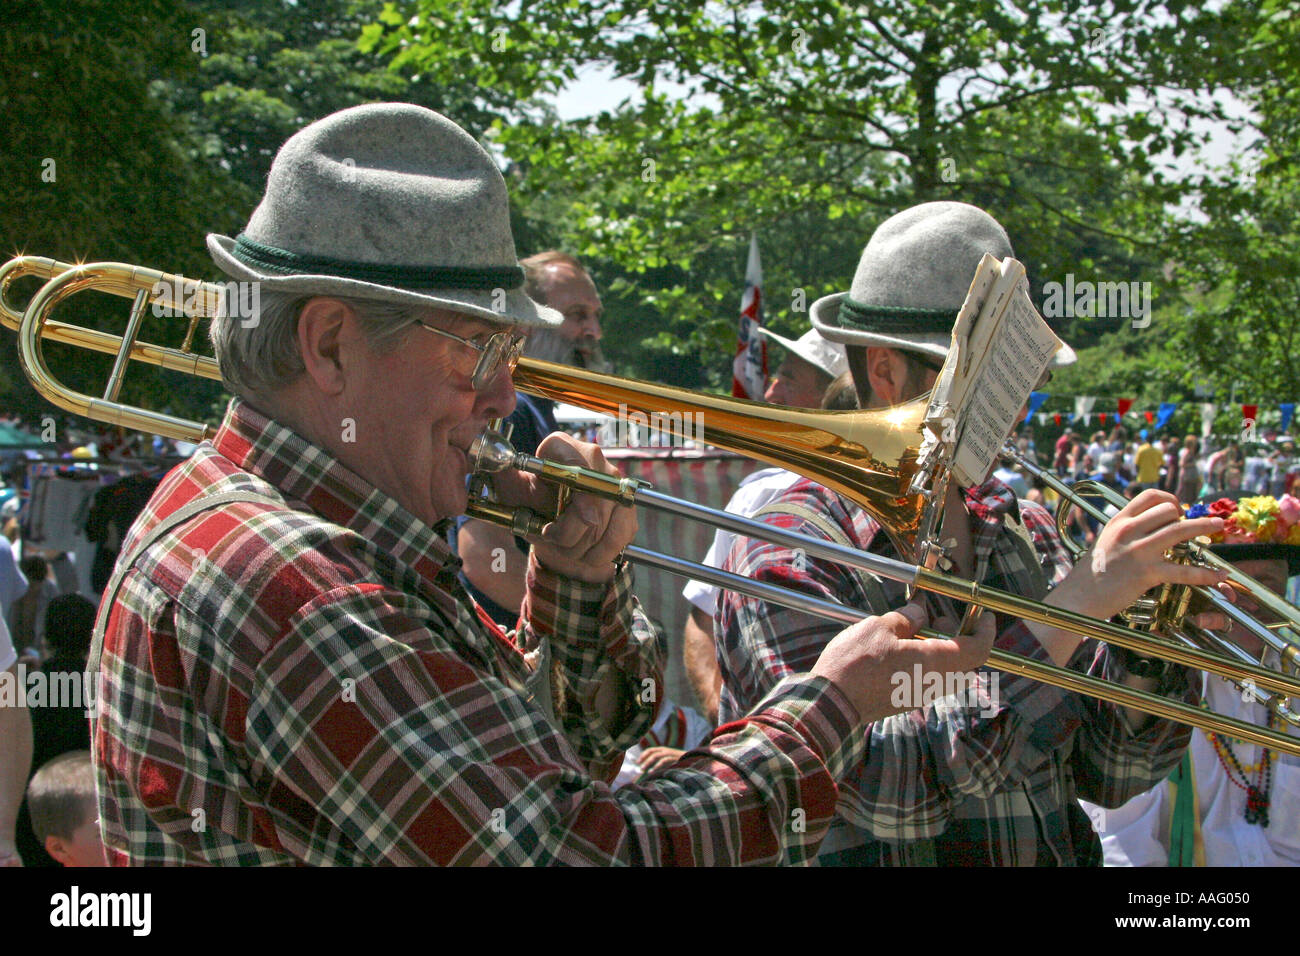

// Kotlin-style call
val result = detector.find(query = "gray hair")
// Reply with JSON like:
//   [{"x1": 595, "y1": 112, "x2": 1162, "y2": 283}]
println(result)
[{"x1": 209, "y1": 289, "x2": 421, "y2": 400}]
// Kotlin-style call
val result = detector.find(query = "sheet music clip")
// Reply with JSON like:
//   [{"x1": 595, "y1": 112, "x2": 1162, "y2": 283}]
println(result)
[{"x1": 910, "y1": 400, "x2": 956, "y2": 574}]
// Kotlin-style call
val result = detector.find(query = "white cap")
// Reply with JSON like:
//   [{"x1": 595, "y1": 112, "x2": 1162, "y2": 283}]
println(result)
[{"x1": 755, "y1": 327, "x2": 849, "y2": 380}]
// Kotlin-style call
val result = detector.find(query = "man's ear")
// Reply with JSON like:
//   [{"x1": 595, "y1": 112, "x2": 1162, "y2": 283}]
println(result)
[
  {"x1": 45, "y1": 835, "x2": 72, "y2": 867},
  {"x1": 296, "y1": 298, "x2": 353, "y2": 396},
  {"x1": 864, "y1": 346, "x2": 905, "y2": 407}
]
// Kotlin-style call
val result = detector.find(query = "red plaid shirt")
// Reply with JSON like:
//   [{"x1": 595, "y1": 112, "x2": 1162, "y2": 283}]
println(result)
[{"x1": 90, "y1": 400, "x2": 864, "y2": 865}]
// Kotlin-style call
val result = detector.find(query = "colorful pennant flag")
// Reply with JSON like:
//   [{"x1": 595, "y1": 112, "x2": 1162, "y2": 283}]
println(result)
[{"x1": 732, "y1": 234, "x2": 767, "y2": 400}]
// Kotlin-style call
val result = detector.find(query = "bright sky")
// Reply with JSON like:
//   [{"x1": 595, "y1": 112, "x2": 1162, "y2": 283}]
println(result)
[{"x1": 553, "y1": 65, "x2": 640, "y2": 119}]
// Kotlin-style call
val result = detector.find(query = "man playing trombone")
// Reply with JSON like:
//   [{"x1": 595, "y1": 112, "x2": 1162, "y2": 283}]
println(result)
[
  {"x1": 86, "y1": 104, "x2": 995, "y2": 866},
  {"x1": 716, "y1": 201, "x2": 1230, "y2": 866}
]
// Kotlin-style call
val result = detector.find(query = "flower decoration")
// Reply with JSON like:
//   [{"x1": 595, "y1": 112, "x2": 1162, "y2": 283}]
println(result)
[
  {"x1": 1207, "y1": 498, "x2": 1237, "y2": 521},
  {"x1": 1184, "y1": 494, "x2": 1300, "y2": 545},
  {"x1": 1280, "y1": 495, "x2": 1300, "y2": 527}
]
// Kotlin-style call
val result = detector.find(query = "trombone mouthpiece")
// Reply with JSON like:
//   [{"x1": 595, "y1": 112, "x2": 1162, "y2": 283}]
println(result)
[{"x1": 468, "y1": 429, "x2": 519, "y2": 474}]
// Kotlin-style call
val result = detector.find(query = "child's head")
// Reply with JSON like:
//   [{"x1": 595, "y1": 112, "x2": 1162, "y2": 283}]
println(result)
[
  {"x1": 27, "y1": 751, "x2": 105, "y2": 867},
  {"x1": 43, "y1": 593, "x2": 97, "y2": 661},
  {"x1": 19, "y1": 554, "x2": 47, "y2": 587}
]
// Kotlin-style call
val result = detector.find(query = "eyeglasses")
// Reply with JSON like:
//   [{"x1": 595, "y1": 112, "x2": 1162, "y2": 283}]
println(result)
[{"x1": 414, "y1": 321, "x2": 526, "y2": 390}]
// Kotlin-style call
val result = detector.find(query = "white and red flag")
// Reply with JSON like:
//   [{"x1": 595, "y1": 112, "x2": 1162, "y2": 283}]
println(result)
[{"x1": 732, "y1": 234, "x2": 767, "y2": 399}]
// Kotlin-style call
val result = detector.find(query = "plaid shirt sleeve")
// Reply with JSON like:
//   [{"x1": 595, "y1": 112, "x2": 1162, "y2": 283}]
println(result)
[
  {"x1": 1019, "y1": 499, "x2": 1200, "y2": 807},
  {"x1": 1064, "y1": 632, "x2": 1198, "y2": 807},
  {"x1": 94, "y1": 407, "x2": 874, "y2": 866},
  {"x1": 246, "y1": 571, "x2": 864, "y2": 865},
  {"x1": 520, "y1": 556, "x2": 662, "y2": 780},
  {"x1": 720, "y1": 543, "x2": 1092, "y2": 840}
]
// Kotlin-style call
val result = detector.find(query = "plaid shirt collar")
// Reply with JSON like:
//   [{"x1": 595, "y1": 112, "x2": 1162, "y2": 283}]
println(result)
[
  {"x1": 963, "y1": 475, "x2": 1020, "y2": 525},
  {"x1": 960, "y1": 475, "x2": 1023, "y2": 587},
  {"x1": 211, "y1": 399, "x2": 461, "y2": 585}
]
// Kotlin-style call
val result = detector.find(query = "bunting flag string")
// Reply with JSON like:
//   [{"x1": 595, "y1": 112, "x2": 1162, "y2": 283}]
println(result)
[
  {"x1": 1015, "y1": 394, "x2": 1298, "y2": 435},
  {"x1": 1074, "y1": 396, "x2": 1095, "y2": 427}
]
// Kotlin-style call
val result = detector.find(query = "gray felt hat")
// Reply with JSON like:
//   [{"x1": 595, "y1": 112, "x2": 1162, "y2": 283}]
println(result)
[
  {"x1": 811, "y1": 201, "x2": 1076, "y2": 365},
  {"x1": 207, "y1": 103, "x2": 561, "y2": 328}
]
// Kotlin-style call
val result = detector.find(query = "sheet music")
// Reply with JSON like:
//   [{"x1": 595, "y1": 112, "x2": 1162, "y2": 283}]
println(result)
[{"x1": 949, "y1": 257, "x2": 1063, "y2": 485}]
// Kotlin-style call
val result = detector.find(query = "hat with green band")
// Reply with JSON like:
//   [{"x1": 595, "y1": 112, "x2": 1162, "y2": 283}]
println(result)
[
  {"x1": 207, "y1": 103, "x2": 562, "y2": 329},
  {"x1": 810, "y1": 201, "x2": 1077, "y2": 365}
]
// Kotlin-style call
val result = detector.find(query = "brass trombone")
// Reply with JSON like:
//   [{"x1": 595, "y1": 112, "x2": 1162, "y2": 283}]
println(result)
[{"x1": 3, "y1": 255, "x2": 1298, "y2": 756}]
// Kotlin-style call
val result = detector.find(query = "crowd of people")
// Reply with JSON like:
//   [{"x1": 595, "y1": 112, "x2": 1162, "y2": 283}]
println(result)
[
  {"x1": 1038, "y1": 427, "x2": 1296, "y2": 504},
  {"x1": 0, "y1": 102, "x2": 1294, "y2": 870}
]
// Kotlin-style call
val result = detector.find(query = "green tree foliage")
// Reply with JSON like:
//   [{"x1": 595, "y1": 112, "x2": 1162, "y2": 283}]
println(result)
[
  {"x1": 160, "y1": 0, "x2": 521, "y2": 201},
  {"x1": 1158, "y1": 0, "x2": 1300, "y2": 406},
  {"x1": 1, "y1": 0, "x2": 530, "y2": 424},
  {"x1": 4, "y1": 0, "x2": 1295, "y2": 432},
  {"x1": 370, "y1": 0, "x2": 1260, "y2": 387},
  {"x1": 0, "y1": 0, "x2": 239, "y2": 423}
]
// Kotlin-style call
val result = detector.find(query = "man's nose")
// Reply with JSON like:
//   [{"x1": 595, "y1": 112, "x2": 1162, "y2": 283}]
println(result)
[
  {"x1": 475, "y1": 364, "x2": 518, "y2": 420},
  {"x1": 584, "y1": 314, "x2": 603, "y2": 340}
]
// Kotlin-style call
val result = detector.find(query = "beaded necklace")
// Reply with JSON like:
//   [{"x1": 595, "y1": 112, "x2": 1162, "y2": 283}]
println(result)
[{"x1": 1207, "y1": 718, "x2": 1276, "y2": 826}]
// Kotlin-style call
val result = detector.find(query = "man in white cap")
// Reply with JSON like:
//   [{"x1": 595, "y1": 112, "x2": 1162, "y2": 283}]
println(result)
[
  {"x1": 682, "y1": 327, "x2": 848, "y2": 725},
  {"x1": 88, "y1": 105, "x2": 991, "y2": 865},
  {"x1": 756, "y1": 326, "x2": 847, "y2": 410},
  {"x1": 716, "y1": 200, "x2": 1229, "y2": 866}
]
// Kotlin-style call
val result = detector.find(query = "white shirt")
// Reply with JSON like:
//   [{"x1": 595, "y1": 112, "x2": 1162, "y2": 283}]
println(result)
[
  {"x1": 0, "y1": 612, "x2": 15, "y2": 672},
  {"x1": 992, "y1": 466, "x2": 1030, "y2": 499},
  {"x1": 681, "y1": 467, "x2": 802, "y2": 615},
  {"x1": 1080, "y1": 674, "x2": 1300, "y2": 866},
  {"x1": 0, "y1": 537, "x2": 26, "y2": 614},
  {"x1": 611, "y1": 699, "x2": 713, "y2": 790}
]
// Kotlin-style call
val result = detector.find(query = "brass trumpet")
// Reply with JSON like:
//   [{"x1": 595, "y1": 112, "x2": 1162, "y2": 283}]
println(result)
[{"x1": 3, "y1": 255, "x2": 1298, "y2": 756}]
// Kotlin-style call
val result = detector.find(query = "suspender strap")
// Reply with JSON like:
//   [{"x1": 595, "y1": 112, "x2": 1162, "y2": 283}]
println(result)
[
  {"x1": 751, "y1": 500, "x2": 892, "y2": 612},
  {"x1": 1001, "y1": 511, "x2": 1049, "y2": 599}
]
